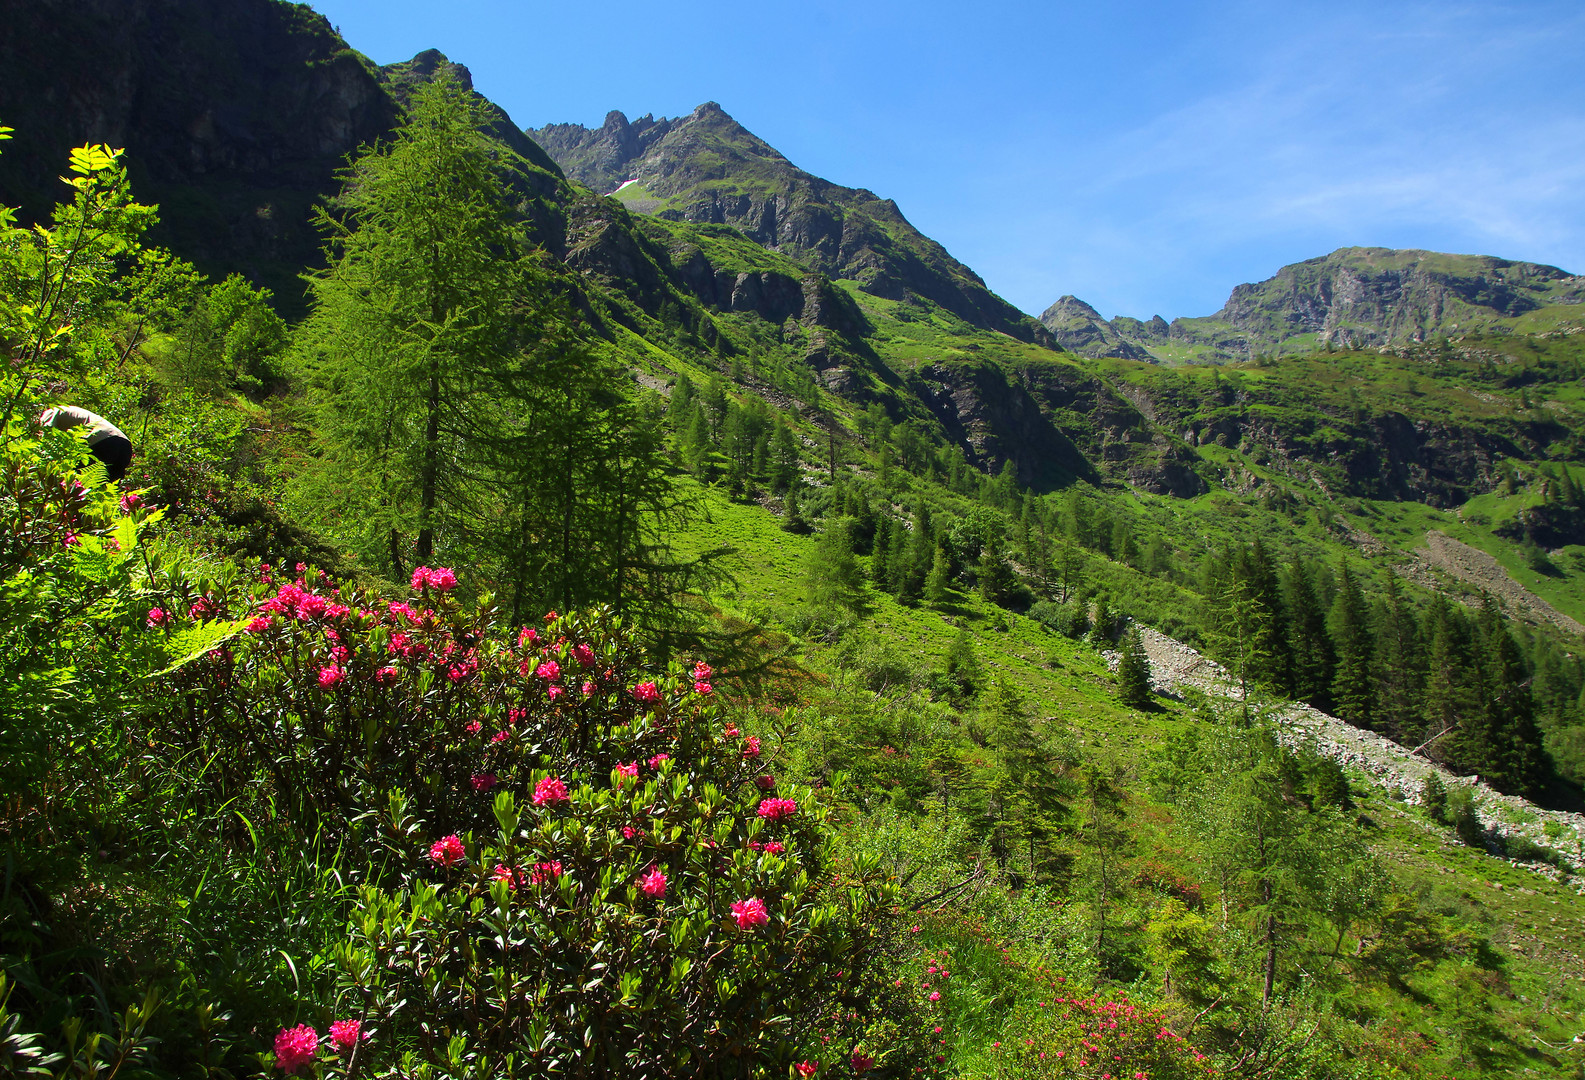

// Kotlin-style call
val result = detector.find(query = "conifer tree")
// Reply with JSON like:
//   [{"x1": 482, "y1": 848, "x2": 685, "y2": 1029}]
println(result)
[
  {"x1": 1422, "y1": 597, "x2": 1477, "y2": 759},
  {"x1": 1116, "y1": 625, "x2": 1153, "y2": 708},
  {"x1": 806, "y1": 517, "x2": 865, "y2": 612},
  {"x1": 1466, "y1": 601, "x2": 1547, "y2": 797},
  {"x1": 295, "y1": 73, "x2": 527, "y2": 575},
  {"x1": 1372, "y1": 573, "x2": 1424, "y2": 742},
  {"x1": 1285, "y1": 558, "x2": 1335, "y2": 712},
  {"x1": 924, "y1": 544, "x2": 955, "y2": 607},
  {"x1": 1328, "y1": 565, "x2": 1375, "y2": 729}
]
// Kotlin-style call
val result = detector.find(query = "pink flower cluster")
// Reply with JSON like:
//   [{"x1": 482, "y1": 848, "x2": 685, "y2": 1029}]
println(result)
[
  {"x1": 632, "y1": 681, "x2": 661, "y2": 704},
  {"x1": 429, "y1": 834, "x2": 465, "y2": 867},
  {"x1": 532, "y1": 776, "x2": 569, "y2": 806},
  {"x1": 410, "y1": 565, "x2": 457, "y2": 592},
  {"x1": 329, "y1": 1019, "x2": 364, "y2": 1051},
  {"x1": 731, "y1": 896, "x2": 769, "y2": 929},
  {"x1": 638, "y1": 866, "x2": 667, "y2": 898},
  {"x1": 757, "y1": 797, "x2": 798, "y2": 821},
  {"x1": 146, "y1": 607, "x2": 170, "y2": 628},
  {"x1": 749, "y1": 840, "x2": 785, "y2": 855},
  {"x1": 274, "y1": 1024, "x2": 317, "y2": 1073}
]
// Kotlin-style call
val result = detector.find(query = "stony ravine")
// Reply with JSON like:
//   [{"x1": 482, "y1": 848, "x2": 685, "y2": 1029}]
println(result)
[{"x1": 1115, "y1": 626, "x2": 1585, "y2": 883}]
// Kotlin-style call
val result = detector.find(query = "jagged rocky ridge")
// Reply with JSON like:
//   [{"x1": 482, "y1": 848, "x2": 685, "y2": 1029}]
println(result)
[
  {"x1": 529, "y1": 106, "x2": 1053, "y2": 345},
  {"x1": 1044, "y1": 247, "x2": 1585, "y2": 363}
]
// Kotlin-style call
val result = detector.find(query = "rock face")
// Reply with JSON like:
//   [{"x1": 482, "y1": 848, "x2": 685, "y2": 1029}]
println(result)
[
  {"x1": 529, "y1": 105, "x2": 1052, "y2": 345},
  {"x1": 1046, "y1": 248, "x2": 1585, "y2": 364},
  {"x1": 1039, "y1": 296, "x2": 1152, "y2": 360},
  {"x1": 0, "y1": 0, "x2": 400, "y2": 311}
]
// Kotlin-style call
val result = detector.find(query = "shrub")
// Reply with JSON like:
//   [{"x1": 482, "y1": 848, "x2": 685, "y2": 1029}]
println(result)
[
  {"x1": 148, "y1": 575, "x2": 898, "y2": 1075},
  {"x1": 983, "y1": 991, "x2": 1215, "y2": 1079}
]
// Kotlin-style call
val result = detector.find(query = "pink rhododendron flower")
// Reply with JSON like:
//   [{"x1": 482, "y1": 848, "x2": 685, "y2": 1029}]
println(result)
[
  {"x1": 638, "y1": 867, "x2": 666, "y2": 898},
  {"x1": 465, "y1": 719, "x2": 483, "y2": 735},
  {"x1": 742, "y1": 736, "x2": 761, "y2": 758},
  {"x1": 622, "y1": 825, "x2": 638, "y2": 839},
  {"x1": 616, "y1": 761, "x2": 639, "y2": 782},
  {"x1": 532, "y1": 776, "x2": 569, "y2": 806},
  {"x1": 446, "y1": 660, "x2": 475, "y2": 683},
  {"x1": 324, "y1": 603, "x2": 351, "y2": 619},
  {"x1": 573, "y1": 643, "x2": 595, "y2": 667},
  {"x1": 247, "y1": 616, "x2": 273, "y2": 633},
  {"x1": 274, "y1": 1023, "x2": 318, "y2": 1073},
  {"x1": 519, "y1": 627, "x2": 539, "y2": 648},
  {"x1": 535, "y1": 660, "x2": 561, "y2": 682},
  {"x1": 647, "y1": 753, "x2": 670, "y2": 770},
  {"x1": 298, "y1": 594, "x2": 328, "y2": 619},
  {"x1": 328, "y1": 1019, "x2": 363, "y2": 1052},
  {"x1": 189, "y1": 598, "x2": 213, "y2": 621},
  {"x1": 429, "y1": 834, "x2": 465, "y2": 867},
  {"x1": 795, "y1": 1062, "x2": 817, "y2": 1077},
  {"x1": 61, "y1": 531, "x2": 79, "y2": 546},
  {"x1": 119, "y1": 492, "x2": 143, "y2": 513},
  {"x1": 317, "y1": 664, "x2": 345, "y2": 689},
  {"x1": 723, "y1": 725, "x2": 740, "y2": 738},
  {"x1": 330, "y1": 646, "x2": 350, "y2": 663},
  {"x1": 692, "y1": 660, "x2": 712, "y2": 681},
  {"x1": 547, "y1": 685, "x2": 565, "y2": 702},
  {"x1": 582, "y1": 680, "x2": 595, "y2": 696},
  {"x1": 731, "y1": 896, "x2": 769, "y2": 929},
  {"x1": 761, "y1": 841, "x2": 784, "y2": 855},
  {"x1": 429, "y1": 567, "x2": 457, "y2": 591},
  {"x1": 694, "y1": 681, "x2": 713, "y2": 695},
  {"x1": 757, "y1": 797, "x2": 797, "y2": 821},
  {"x1": 146, "y1": 607, "x2": 170, "y2": 628},
  {"x1": 851, "y1": 1052, "x2": 875, "y2": 1073},
  {"x1": 492, "y1": 863, "x2": 520, "y2": 891},
  {"x1": 632, "y1": 681, "x2": 660, "y2": 704},
  {"x1": 470, "y1": 773, "x2": 496, "y2": 793},
  {"x1": 756, "y1": 774, "x2": 776, "y2": 790},
  {"x1": 528, "y1": 860, "x2": 563, "y2": 886},
  {"x1": 928, "y1": 992, "x2": 941, "y2": 1002},
  {"x1": 490, "y1": 730, "x2": 510, "y2": 745},
  {"x1": 544, "y1": 610, "x2": 558, "y2": 622},
  {"x1": 410, "y1": 566, "x2": 432, "y2": 590},
  {"x1": 375, "y1": 665, "x2": 399, "y2": 685}
]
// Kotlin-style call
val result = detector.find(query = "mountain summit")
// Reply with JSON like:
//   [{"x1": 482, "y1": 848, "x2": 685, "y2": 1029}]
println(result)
[
  {"x1": 529, "y1": 106, "x2": 1051, "y2": 344},
  {"x1": 1045, "y1": 247, "x2": 1585, "y2": 363}
]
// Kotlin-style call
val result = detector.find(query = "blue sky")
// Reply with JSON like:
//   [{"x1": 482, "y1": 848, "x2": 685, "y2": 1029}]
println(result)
[{"x1": 309, "y1": 0, "x2": 1585, "y2": 322}]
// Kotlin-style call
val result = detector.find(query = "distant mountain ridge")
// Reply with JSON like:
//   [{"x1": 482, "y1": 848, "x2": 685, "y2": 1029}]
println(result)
[
  {"x1": 1043, "y1": 247, "x2": 1585, "y2": 363},
  {"x1": 529, "y1": 106, "x2": 1052, "y2": 345}
]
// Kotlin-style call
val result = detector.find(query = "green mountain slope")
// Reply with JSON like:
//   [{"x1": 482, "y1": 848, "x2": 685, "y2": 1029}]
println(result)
[
  {"x1": 1045, "y1": 247, "x2": 1585, "y2": 363},
  {"x1": 529, "y1": 106, "x2": 1053, "y2": 344}
]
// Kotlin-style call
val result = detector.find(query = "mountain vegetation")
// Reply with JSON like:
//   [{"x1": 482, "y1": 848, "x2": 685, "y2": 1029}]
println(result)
[{"x1": 0, "y1": 2, "x2": 1583, "y2": 1078}]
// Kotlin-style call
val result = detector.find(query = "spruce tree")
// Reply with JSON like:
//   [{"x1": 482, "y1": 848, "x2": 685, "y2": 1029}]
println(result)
[
  {"x1": 1467, "y1": 602, "x2": 1546, "y2": 797},
  {"x1": 1422, "y1": 598, "x2": 1477, "y2": 759},
  {"x1": 1372, "y1": 572, "x2": 1424, "y2": 743},
  {"x1": 1328, "y1": 565, "x2": 1375, "y2": 729},
  {"x1": 1285, "y1": 558, "x2": 1335, "y2": 711},
  {"x1": 1116, "y1": 625, "x2": 1153, "y2": 708}
]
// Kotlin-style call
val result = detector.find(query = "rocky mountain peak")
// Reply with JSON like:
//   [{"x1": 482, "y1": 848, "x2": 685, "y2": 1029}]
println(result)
[
  {"x1": 1044, "y1": 246, "x2": 1585, "y2": 364},
  {"x1": 527, "y1": 104, "x2": 1050, "y2": 344}
]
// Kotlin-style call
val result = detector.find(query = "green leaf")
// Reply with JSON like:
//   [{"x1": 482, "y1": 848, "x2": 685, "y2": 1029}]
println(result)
[{"x1": 149, "y1": 618, "x2": 248, "y2": 677}]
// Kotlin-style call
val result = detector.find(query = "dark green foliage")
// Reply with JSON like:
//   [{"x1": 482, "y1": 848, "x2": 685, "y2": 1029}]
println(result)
[
  {"x1": 1116, "y1": 626, "x2": 1153, "y2": 708},
  {"x1": 1328, "y1": 565, "x2": 1375, "y2": 729},
  {"x1": 935, "y1": 627, "x2": 984, "y2": 705},
  {"x1": 1422, "y1": 772, "x2": 1449, "y2": 824},
  {"x1": 1285, "y1": 558, "x2": 1336, "y2": 711}
]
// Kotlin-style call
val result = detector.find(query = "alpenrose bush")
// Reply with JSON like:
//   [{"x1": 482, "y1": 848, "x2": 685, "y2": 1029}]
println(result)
[
  {"x1": 984, "y1": 992, "x2": 1215, "y2": 1080},
  {"x1": 144, "y1": 569, "x2": 902, "y2": 1076}
]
